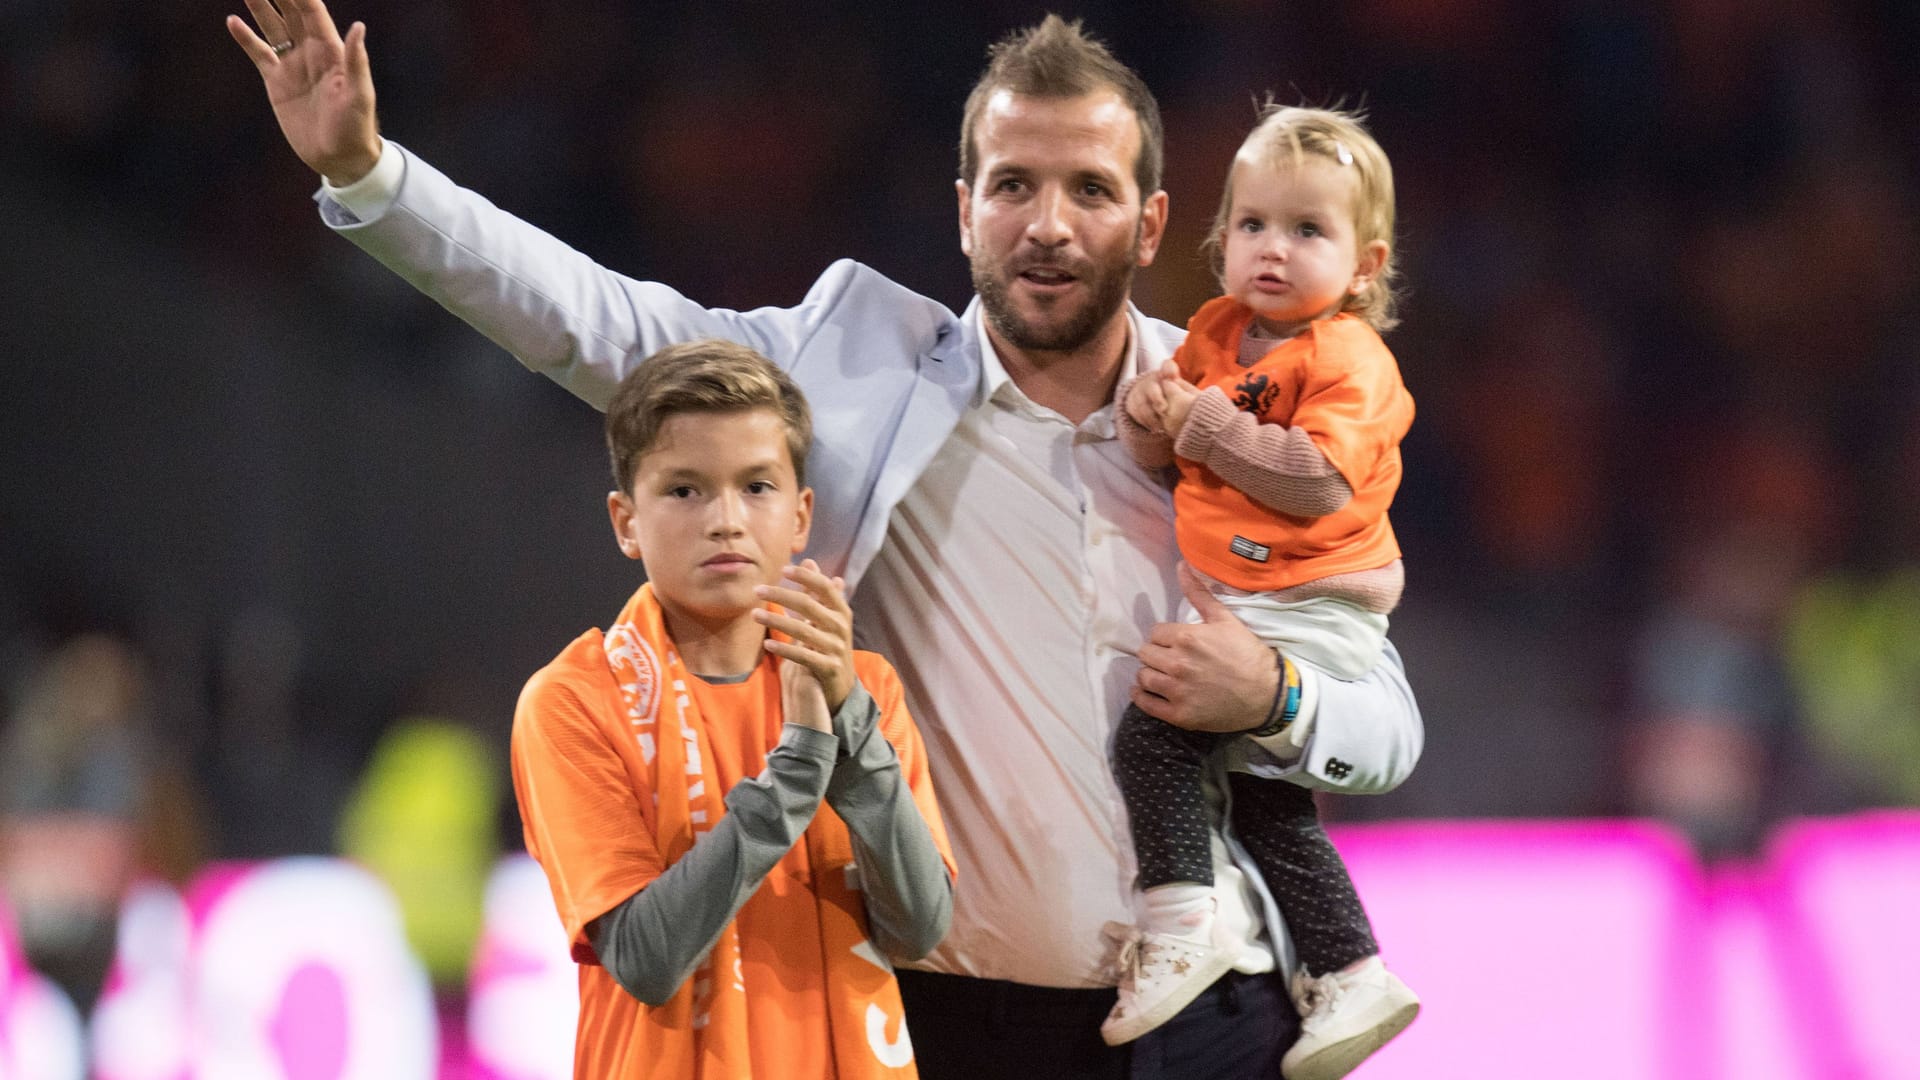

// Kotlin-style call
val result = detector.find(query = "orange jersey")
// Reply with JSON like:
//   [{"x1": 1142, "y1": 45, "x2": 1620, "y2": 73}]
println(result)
[
  {"x1": 1172, "y1": 298, "x2": 1414, "y2": 592},
  {"x1": 511, "y1": 584, "x2": 953, "y2": 1079}
]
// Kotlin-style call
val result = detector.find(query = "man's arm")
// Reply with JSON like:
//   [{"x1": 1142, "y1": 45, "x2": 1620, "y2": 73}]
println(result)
[
  {"x1": 1133, "y1": 565, "x2": 1422, "y2": 794},
  {"x1": 1269, "y1": 639, "x2": 1423, "y2": 794},
  {"x1": 229, "y1": 0, "x2": 901, "y2": 410},
  {"x1": 587, "y1": 723, "x2": 837, "y2": 1006},
  {"x1": 316, "y1": 141, "x2": 842, "y2": 409}
]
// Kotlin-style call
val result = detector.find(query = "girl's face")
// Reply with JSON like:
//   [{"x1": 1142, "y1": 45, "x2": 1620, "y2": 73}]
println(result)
[{"x1": 1220, "y1": 156, "x2": 1386, "y2": 339}]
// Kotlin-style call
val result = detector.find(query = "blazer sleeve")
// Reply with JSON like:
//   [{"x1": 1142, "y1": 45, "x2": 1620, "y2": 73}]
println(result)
[
  {"x1": 1239, "y1": 639, "x2": 1424, "y2": 795},
  {"x1": 317, "y1": 141, "x2": 933, "y2": 411}
]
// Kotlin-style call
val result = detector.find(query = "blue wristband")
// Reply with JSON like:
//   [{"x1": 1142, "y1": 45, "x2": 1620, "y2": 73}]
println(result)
[{"x1": 1250, "y1": 653, "x2": 1301, "y2": 739}]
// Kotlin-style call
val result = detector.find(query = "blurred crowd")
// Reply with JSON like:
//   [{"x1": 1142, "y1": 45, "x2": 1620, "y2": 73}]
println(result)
[{"x1": 4, "y1": 0, "x2": 1918, "y2": 1013}]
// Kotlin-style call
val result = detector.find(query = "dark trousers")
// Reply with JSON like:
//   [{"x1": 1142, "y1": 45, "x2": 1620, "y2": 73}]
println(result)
[
  {"x1": 897, "y1": 967, "x2": 1296, "y2": 1080},
  {"x1": 1113, "y1": 704, "x2": 1378, "y2": 976}
]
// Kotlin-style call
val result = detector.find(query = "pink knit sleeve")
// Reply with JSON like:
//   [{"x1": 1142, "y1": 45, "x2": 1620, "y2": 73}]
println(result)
[
  {"x1": 1173, "y1": 388, "x2": 1352, "y2": 516},
  {"x1": 1114, "y1": 372, "x2": 1176, "y2": 470}
]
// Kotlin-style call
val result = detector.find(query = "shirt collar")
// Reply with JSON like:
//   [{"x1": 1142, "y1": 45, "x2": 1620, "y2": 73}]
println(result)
[
  {"x1": 972, "y1": 302, "x2": 1013, "y2": 408},
  {"x1": 971, "y1": 303, "x2": 1146, "y2": 429}
]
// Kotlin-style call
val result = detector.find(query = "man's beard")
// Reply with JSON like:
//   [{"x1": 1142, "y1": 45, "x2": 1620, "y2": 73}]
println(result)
[{"x1": 972, "y1": 229, "x2": 1140, "y2": 355}]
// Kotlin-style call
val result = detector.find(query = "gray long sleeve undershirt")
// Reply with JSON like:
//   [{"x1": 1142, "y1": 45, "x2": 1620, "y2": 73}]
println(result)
[
  {"x1": 821, "y1": 682, "x2": 954, "y2": 960},
  {"x1": 587, "y1": 682, "x2": 952, "y2": 1006}
]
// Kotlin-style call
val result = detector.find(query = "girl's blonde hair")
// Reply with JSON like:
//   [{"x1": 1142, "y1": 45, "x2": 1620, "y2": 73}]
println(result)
[{"x1": 1203, "y1": 104, "x2": 1400, "y2": 331}]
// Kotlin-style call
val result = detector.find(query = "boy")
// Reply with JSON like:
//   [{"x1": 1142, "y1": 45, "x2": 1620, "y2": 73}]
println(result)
[{"x1": 510, "y1": 339, "x2": 956, "y2": 1078}]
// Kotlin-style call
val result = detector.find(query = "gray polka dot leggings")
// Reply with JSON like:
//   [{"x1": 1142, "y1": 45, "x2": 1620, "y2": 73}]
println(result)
[{"x1": 1114, "y1": 703, "x2": 1378, "y2": 976}]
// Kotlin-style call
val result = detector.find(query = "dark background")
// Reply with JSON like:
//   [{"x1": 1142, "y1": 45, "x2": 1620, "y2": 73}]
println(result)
[{"x1": 4, "y1": 0, "x2": 1917, "y2": 868}]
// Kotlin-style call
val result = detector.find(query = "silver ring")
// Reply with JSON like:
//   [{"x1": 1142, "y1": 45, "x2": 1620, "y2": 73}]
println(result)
[{"x1": 271, "y1": 39, "x2": 294, "y2": 55}]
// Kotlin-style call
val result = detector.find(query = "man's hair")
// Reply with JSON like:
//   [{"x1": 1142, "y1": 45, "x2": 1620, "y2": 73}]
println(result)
[
  {"x1": 605, "y1": 340, "x2": 813, "y2": 493},
  {"x1": 958, "y1": 15, "x2": 1164, "y2": 198},
  {"x1": 1204, "y1": 104, "x2": 1402, "y2": 331}
]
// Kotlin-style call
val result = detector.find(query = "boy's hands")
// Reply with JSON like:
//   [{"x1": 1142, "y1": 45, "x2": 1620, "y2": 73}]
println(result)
[
  {"x1": 778, "y1": 656, "x2": 834, "y2": 734},
  {"x1": 756, "y1": 560, "x2": 856, "y2": 714},
  {"x1": 226, "y1": 0, "x2": 383, "y2": 186}
]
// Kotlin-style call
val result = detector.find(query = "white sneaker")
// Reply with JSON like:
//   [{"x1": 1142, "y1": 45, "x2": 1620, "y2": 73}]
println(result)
[
  {"x1": 1281, "y1": 956, "x2": 1420, "y2": 1080},
  {"x1": 1098, "y1": 921, "x2": 1239, "y2": 1046}
]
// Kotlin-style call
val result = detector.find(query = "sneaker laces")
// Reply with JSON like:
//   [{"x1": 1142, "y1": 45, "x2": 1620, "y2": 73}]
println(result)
[
  {"x1": 1102, "y1": 922, "x2": 1205, "y2": 991},
  {"x1": 1102, "y1": 921, "x2": 1145, "y2": 987},
  {"x1": 1292, "y1": 968, "x2": 1351, "y2": 1029}
]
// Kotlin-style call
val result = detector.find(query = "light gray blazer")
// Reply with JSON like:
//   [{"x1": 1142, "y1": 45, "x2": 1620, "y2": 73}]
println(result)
[{"x1": 323, "y1": 143, "x2": 1184, "y2": 592}]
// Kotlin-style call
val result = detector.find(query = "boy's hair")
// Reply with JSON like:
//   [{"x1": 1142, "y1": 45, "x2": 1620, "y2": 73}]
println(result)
[
  {"x1": 1204, "y1": 104, "x2": 1401, "y2": 332},
  {"x1": 605, "y1": 340, "x2": 813, "y2": 493},
  {"x1": 958, "y1": 15, "x2": 1164, "y2": 198}
]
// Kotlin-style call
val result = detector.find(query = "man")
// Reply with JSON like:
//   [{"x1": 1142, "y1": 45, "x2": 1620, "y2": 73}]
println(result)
[{"x1": 229, "y1": 3, "x2": 1423, "y2": 1076}]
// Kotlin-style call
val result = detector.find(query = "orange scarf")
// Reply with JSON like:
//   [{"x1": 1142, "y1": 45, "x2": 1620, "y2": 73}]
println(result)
[{"x1": 603, "y1": 584, "x2": 919, "y2": 1079}]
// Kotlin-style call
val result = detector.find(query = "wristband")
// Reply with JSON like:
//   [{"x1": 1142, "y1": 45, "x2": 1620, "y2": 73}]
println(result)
[{"x1": 1250, "y1": 653, "x2": 1301, "y2": 739}]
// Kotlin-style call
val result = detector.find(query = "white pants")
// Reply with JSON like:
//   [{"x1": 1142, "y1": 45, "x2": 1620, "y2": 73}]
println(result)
[{"x1": 1182, "y1": 568, "x2": 1389, "y2": 680}]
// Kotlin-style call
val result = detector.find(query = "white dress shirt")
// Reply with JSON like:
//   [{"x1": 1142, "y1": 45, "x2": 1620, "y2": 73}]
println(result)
[{"x1": 852, "y1": 308, "x2": 1275, "y2": 986}]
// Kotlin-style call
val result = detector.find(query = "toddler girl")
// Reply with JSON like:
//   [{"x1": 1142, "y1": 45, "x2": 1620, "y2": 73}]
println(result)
[{"x1": 1104, "y1": 105, "x2": 1419, "y2": 1080}]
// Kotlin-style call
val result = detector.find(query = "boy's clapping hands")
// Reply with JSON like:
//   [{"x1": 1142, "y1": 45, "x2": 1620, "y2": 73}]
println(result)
[{"x1": 756, "y1": 559, "x2": 857, "y2": 719}]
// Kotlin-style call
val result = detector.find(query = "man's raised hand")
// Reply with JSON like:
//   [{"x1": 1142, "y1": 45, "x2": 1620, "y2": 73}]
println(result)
[{"x1": 226, "y1": 0, "x2": 382, "y2": 186}]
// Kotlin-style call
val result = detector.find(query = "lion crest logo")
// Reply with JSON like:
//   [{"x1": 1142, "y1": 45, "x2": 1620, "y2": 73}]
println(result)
[{"x1": 1232, "y1": 373, "x2": 1281, "y2": 415}]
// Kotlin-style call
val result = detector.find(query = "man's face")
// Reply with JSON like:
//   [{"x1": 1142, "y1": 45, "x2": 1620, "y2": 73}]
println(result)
[
  {"x1": 958, "y1": 89, "x2": 1167, "y2": 355},
  {"x1": 607, "y1": 408, "x2": 812, "y2": 632}
]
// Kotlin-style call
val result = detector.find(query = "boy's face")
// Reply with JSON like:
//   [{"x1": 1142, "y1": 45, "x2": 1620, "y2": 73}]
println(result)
[{"x1": 608, "y1": 408, "x2": 812, "y2": 629}]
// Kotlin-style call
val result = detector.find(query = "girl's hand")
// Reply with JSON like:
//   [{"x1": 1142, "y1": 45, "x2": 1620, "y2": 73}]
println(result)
[
  {"x1": 1159, "y1": 376, "x2": 1201, "y2": 440},
  {"x1": 1125, "y1": 375, "x2": 1167, "y2": 432}
]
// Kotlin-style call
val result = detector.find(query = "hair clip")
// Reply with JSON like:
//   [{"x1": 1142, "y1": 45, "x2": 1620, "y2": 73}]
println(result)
[{"x1": 1335, "y1": 141, "x2": 1354, "y2": 166}]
